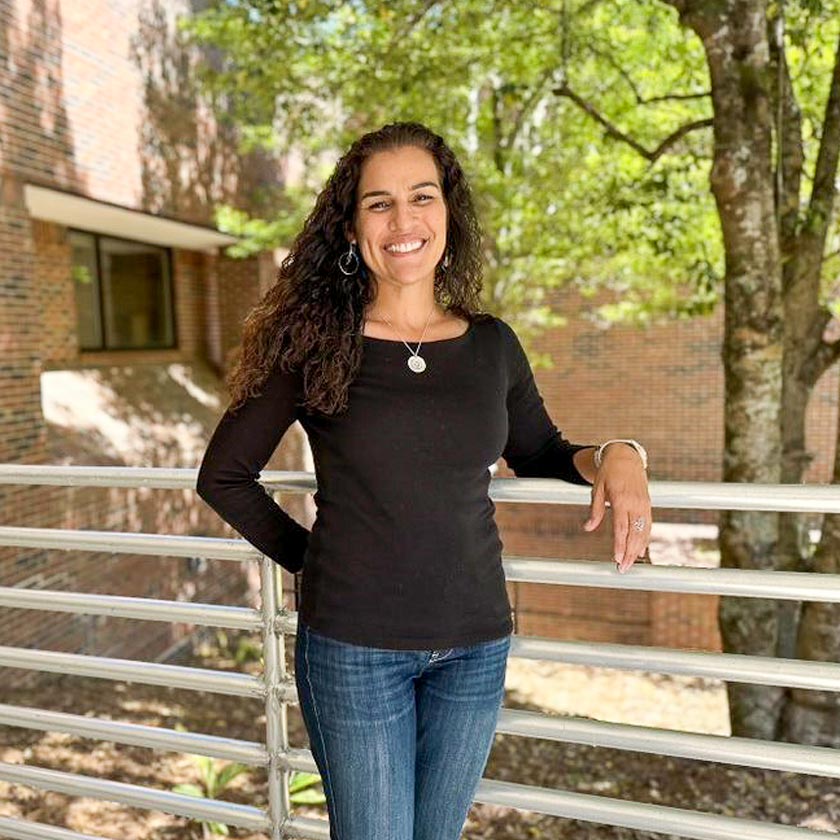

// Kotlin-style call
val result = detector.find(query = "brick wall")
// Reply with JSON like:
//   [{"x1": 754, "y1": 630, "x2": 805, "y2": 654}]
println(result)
[
  {"x1": 0, "y1": 0, "x2": 290, "y2": 683},
  {"x1": 497, "y1": 284, "x2": 837, "y2": 651},
  {"x1": 0, "y1": 179, "x2": 45, "y2": 467},
  {"x1": 0, "y1": 219, "x2": 260, "y2": 679},
  {"x1": 216, "y1": 253, "x2": 265, "y2": 368}
]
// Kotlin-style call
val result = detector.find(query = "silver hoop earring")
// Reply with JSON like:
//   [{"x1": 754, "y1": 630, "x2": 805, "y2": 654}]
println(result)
[{"x1": 338, "y1": 242, "x2": 360, "y2": 276}]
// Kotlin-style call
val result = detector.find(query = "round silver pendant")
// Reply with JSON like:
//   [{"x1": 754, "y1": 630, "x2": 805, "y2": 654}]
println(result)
[{"x1": 407, "y1": 354, "x2": 426, "y2": 373}]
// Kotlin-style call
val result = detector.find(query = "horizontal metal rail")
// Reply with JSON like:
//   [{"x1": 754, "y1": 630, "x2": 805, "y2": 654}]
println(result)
[
  {"x1": 0, "y1": 525, "x2": 258, "y2": 563},
  {"x1": 0, "y1": 703, "x2": 267, "y2": 766},
  {"x1": 3, "y1": 613, "x2": 838, "y2": 693},
  {"x1": 3, "y1": 630, "x2": 837, "y2": 695},
  {"x1": 0, "y1": 761, "x2": 270, "y2": 831},
  {"x1": 4, "y1": 522, "x2": 840, "y2": 606},
  {"x1": 0, "y1": 646, "x2": 270, "y2": 698},
  {"x1": 0, "y1": 817, "x2": 108, "y2": 840},
  {"x1": 0, "y1": 568, "x2": 295, "y2": 637},
  {"x1": 0, "y1": 464, "x2": 236, "y2": 491},
  {"x1": 473, "y1": 777, "x2": 825, "y2": 840},
  {"x1": 490, "y1": 477, "x2": 840, "y2": 513},
  {"x1": 512, "y1": 636, "x2": 840, "y2": 691},
  {"x1": 1, "y1": 463, "x2": 839, "y2": 513},
  {"x1": 0, "y1": 768, "x2": 822, "y2": 840},
  {"x1": 207, "y1": 773, "x2": 839, "y2": 840},
  {"x1": 0, "y1": 586, "x2": 263, "y2": 630},
  {"x1": 496, "y1": 707, "x2": 840, "y2": 777},
  {"x1": 282, "y1": 816, "x2": 331, "y2": 839},
  {"x1": 281, "y1": 746, "x2": 318, "y2": 775},
  {"x1": 1, "y1": 697, "x2": 833, "y2": 782},
  {"x1": 504, "y1": 557, "x2": 840, "y2": 602}
]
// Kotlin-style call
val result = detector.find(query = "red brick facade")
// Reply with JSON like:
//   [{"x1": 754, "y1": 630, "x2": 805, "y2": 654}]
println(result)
[
  {"x1": 0, "y1": 0, "x2": 308, "y2": 686},
  {"x1": 496, "y1": 286, "x2": 836, "y2": 651}
]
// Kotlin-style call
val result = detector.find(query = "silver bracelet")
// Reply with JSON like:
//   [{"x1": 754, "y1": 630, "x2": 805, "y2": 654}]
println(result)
[{"x1": 594, "y1": 439, "x2": 648, "y2": 471}]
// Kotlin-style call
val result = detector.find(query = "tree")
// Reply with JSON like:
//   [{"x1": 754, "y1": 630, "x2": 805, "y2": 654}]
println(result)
[
  {"x1": 769, "y1": 2, "x2": 840, "y2": 744},
  {"x1": 655, "y1": 0, "x2": 840, "y2": 745},
  {"x1": 181, "y1": 0, "x2": 722, "y2": 351}
]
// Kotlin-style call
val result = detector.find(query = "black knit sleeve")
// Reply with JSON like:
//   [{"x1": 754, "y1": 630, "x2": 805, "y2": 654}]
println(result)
[
  {"x1": 195, "y1": 363, "x2": 310, "y2": 573},
  {"x1": 498, "y1": 318, "x2": 596, "y2": 486}
]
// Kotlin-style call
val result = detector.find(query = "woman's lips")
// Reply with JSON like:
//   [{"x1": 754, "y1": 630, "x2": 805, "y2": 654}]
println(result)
[{"x1": 383, "y1": 238, "x2": 428, "y2": 258}]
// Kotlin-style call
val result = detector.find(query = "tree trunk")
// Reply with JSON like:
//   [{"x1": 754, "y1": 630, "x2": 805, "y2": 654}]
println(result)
[
  {"x1": 782, "y1": 378, "x2": 840, "y2": 744},
  {"x1": 772, "y1": 5, "x2": 808, "y2": 666},
  {"x1": 668, "y1": 0, "x2": 785, "y2": 738},
  {"x1": 779, "y1": 28, "x2": 840, "y2": 742}
]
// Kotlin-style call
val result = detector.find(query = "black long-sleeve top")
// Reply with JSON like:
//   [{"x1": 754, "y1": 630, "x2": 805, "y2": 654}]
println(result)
[{"x1": 196, "y1": 313, "x2": 596, "y2": 650}]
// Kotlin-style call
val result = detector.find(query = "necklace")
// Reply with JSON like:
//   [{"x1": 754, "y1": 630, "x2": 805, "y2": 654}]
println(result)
[{"x1": 379, "y1": 304, "x2": 437, "y2": 374}]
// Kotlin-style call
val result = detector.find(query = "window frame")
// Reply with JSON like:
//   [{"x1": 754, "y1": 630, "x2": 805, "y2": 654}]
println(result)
[{"x1": 69, "y1": 227, "x2": 178, "y2": 352}]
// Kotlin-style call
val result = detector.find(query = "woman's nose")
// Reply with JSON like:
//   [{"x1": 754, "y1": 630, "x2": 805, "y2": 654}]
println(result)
[{"x1": 389, "y1": 200, "x2": 416, "y2": 229}]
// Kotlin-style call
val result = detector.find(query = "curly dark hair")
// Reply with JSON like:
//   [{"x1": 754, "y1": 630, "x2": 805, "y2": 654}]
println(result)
[{"x1": 225, "y1": 121, "x2": 489, "y2": 416}]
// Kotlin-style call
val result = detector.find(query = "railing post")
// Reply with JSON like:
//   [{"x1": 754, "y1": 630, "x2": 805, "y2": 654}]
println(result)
[{"x1": 261, "y1": 554, "x2": 290, "y2": 839}]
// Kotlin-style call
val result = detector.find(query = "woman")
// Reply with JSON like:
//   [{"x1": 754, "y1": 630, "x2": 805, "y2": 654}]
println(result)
[{"x1": 196, "y1": 121, "x2": 651, "y2": 840}]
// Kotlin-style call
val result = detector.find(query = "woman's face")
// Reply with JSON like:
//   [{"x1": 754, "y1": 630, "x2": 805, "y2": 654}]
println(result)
[{"x1": 351, "y1": 144, "x2": 448, "y2": 292}]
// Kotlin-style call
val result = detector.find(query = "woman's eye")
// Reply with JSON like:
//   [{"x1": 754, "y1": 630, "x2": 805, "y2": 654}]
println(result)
[{"x1": 366, "y1": 194, "x2": 434, "y2": 211}]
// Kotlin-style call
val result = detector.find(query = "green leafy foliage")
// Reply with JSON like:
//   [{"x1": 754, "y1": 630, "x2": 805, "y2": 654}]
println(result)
[
  {"x1": 211, "y1": 628, "x2": 264, "y2": 667},
  {"x1": 288, "y1": 769, "x2": 327, "y2": 805},
  {"x1": 180, "y1": 0, "x2": 840, "y2": 329},
  {"x1": 172, "y1": 755, "x2": 251, "y2": 837}
]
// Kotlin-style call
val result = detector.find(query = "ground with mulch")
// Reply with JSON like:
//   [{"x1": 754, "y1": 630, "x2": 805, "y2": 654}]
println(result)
[{"x1": 0, "y1": 628, "x2": 836, "y2": 839}]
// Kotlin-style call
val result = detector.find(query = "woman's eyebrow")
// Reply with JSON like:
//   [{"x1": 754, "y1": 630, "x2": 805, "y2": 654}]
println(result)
[{"x1": 360, "y1": 181, "x2": 440, "y2": 200}]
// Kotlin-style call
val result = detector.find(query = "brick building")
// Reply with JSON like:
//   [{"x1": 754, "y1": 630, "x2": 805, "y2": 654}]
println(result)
[
  {"x1": 0, "y1": 0, "x2": 312, "y2": 679},
  {"x1": 1, "y1": 0, "x2": 836, "y2": 671}
]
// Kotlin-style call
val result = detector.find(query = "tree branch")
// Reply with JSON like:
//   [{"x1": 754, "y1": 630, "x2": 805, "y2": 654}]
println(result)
[
  {"x1": 805, "y1": 320, "x2": 840, "y2": 386},
  {"x1": 490, "y1": 82, "x2": 504, "y2": 174},
  {"x1": 767, "y1": 10, "x2": 804, "y2": 286},
  {"x1": 502, "y1": 67, "x2": 555, "y2": 153},
  {"x1": 585, "y1": 42, "x2": 710, "y2": 106},
  {"x1": 805, "y1": 29, "x2": 840, "y2": 254},
  {"x1": 553, "y1": 81, "x2": 712, "y2": 162},
  {"x1": 643, "y1": 91, "x2": 711, "y2": 104},
  {"x1": 391, "y1": 0, "x2": 440, "y2": 41},
  {"x1": 798, "y1": 306, "x2": 837, "y2": 385}
]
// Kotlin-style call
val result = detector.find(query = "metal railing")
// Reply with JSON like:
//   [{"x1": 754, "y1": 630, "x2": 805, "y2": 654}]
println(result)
[{"x1": 0, "y1": 463, "x2": 837, "y2": 840}]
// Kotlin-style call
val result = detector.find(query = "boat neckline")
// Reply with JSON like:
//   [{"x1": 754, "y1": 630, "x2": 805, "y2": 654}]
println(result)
[{"x1": 361, "y1": 318, "x2": 476, "y2": 345}]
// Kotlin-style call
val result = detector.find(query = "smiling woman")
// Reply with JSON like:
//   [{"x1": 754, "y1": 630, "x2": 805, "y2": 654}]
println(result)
[
  {"x1": 214, "y1": 122, "x2": 488, "y2": 417},
  {"x1": 195, "y1": 120, "x2": 651, "y2": 840},
  {"x1": 350, "y1": 151, "x2": 446, "y2": 306},
  {"x1": 351, "y1": 146, "x2": 451, "y2": 342}
]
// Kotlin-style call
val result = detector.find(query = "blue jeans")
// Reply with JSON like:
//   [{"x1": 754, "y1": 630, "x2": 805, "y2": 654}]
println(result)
[{"x1": 294, "y1": 620, "x2": 512, "y2": 840}]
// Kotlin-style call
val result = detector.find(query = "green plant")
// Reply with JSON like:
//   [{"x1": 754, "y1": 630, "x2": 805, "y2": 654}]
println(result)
[
  {"x1": 288, "y1": 770, "x2": 327, "y2": 805},
  {"x1": 172, "y1": 755, "x2": 250, "y2": 838},
  {"x1": 212, "y1": 630, "x2": 263, "y2": 667},
  {"x1": 213, "y1": 629, "x2": 230, "y2": 654},
  {"x1": 233, "y1": 635, "x2": 263, "y2": 666}
]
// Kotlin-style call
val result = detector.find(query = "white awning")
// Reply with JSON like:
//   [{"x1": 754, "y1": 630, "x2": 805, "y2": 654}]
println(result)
[{"x1": 24, "y1": 184, "x2": 239, "y2": 251}]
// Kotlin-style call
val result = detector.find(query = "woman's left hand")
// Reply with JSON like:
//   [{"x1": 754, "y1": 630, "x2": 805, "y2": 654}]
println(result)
[{"x1": 582, "y1": 447, "x2": 652, "y2": 573}]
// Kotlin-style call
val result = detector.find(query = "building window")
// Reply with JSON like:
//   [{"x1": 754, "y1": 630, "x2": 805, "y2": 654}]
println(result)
[{"x1": 70, "y1": 230, "x2": 176, "y2": 351}]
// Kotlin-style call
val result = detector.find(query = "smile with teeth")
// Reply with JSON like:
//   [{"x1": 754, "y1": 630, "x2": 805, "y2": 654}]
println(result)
[{"x1": 384, "y1": 238, "x2": 427, "y2": 254}]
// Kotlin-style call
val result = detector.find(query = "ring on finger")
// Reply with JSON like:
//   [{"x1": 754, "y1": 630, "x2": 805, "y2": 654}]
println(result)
[{"x1": 632, "y1": 516, "x2": 646, "y2": 532}]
